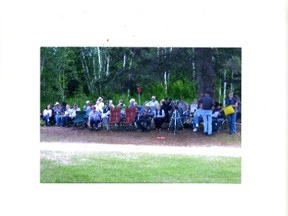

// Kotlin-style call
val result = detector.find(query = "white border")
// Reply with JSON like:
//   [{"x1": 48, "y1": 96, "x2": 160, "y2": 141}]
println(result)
[{"x1": 0, "y1": 1, "x2": 287, "y2": 216}]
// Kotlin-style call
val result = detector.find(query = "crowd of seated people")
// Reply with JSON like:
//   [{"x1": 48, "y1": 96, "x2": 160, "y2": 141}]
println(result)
[{"x1": 41, "y1": 94, "x2": 240, "y2": 135}]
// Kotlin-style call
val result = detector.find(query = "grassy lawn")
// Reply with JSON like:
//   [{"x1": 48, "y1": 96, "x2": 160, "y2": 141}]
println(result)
[{"x1": 40, "y1": 152, "x2": 241, "y2": 183}]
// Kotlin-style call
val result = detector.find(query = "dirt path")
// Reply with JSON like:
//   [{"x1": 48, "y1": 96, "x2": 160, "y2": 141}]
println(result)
[{"x1": 40, "y1": 142, "x2": 241, "y2": 157}]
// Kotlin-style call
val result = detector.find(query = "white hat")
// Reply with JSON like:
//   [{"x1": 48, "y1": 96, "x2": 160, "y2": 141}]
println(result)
[
  {"x1": 86, "y1": 100, "x2": 90, "y2": 104},
  {"x1": 55, "y1": 102, "x2": 60, "y2": 106}
]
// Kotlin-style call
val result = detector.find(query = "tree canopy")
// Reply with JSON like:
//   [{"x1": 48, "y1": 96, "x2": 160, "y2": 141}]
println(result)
[{"x1": 40, "y1": 47, "x2": 241, "y2": 109}]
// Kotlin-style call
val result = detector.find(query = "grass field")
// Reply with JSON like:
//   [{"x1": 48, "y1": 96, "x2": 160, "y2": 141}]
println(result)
[{"x1": 40, "y1": 151, "x2": 241, "y2": 183}]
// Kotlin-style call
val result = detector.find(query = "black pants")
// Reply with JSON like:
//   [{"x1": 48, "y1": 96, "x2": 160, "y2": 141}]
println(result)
[{"x1": 154, "y1": 117, "x2": 165, "y2": 129}]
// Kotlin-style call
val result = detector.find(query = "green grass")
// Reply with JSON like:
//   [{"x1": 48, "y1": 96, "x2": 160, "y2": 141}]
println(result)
[{"x1": 40, "y1": 152, "x2": 241, "y2": 183}]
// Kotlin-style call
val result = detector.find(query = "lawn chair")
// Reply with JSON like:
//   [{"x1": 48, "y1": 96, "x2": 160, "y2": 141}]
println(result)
[
  {"x1": 121, "y1": 107, "x2": 137, "y2": 131},
  {"x1": 108, "y1": 107, "x2": 122, "y2": 130},
  {"x1": 72, "y1": 111, "x2": 87, "y2": 128}
]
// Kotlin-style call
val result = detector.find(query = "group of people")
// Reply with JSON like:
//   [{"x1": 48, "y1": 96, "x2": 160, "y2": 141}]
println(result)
[{"x1": 41, "y1": 92, "x2": 241, "y2": 135}]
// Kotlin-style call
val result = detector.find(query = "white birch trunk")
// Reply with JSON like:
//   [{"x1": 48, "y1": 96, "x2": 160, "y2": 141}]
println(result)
[
  {"x1": 223, "y1": 69, "x2": 227, "y2": 106},
  {"x1": 123, "y1": 53, "x2": 126, "y2": 68},
  {"x1": 97, "y1": 47, "x2": 102, "y2": 79},
  {"x1": 164, "y1": 71, "x2": 167, "y2": 95},
  {"x1": 192, "y1": 48, "x2": 196, "y2": 80},
  {"x1": 92, "y1": 48, "x2": 97, "y2": 81},
  {"x1": 106, "y1": 55, "x2": 110, "y2": 76},
  {"x1": 219, "y1": 78, "x2": 222, "y2": 103},
  {"x1": 230, "y1": 71, "x2": 234, "y2": 93}
]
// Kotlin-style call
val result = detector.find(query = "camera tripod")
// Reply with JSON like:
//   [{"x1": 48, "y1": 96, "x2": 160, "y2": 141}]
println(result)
[{"x1": 168, "y1": 109, "x2": 184, "y2": 135}]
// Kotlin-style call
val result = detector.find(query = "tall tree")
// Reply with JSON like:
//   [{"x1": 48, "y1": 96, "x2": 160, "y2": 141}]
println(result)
[{"x1": 194, "y1": 48, "x2": 215, "y2": 98}]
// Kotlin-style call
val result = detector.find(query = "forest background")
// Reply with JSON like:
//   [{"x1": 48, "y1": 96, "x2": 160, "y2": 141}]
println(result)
[{"x1": 40, "y1": 47, "x2": 241, "y2": 110}]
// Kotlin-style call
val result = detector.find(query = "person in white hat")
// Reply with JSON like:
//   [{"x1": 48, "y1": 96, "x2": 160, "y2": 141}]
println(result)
[{"x1": 53, "y1": 102, "x2": 63, "y2": 126}]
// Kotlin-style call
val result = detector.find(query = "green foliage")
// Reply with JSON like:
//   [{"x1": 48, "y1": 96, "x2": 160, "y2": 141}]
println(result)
[
  {"x1": 167, "y1": 79, "x2": 198, "y2": 102},
  {"x1": 41, "y1": 152, "x2": 241, "y2": 183},
  {"x1": 41, "y1": 47, "x2": 241, "y2": 107}
]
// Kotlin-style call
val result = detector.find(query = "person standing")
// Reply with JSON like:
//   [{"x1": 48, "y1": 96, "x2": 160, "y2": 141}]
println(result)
[
  {"x1": 198, "y1": 90, "x2": 214, "y2": 135},
  {"x1": 223, "y1": 92, "x2": 238, "y2": 134}
]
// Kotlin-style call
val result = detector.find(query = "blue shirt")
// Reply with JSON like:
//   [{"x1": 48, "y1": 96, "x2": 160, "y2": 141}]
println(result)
[
  {"x1": 138, "y1": 108, "x2": 153, "y2": 118},
  {"x1": 225, "y1": 97, "x2": 238, "y2": 111},
  {"x1": 199, "y1": 96, "x2": 214, "y2": 110}
]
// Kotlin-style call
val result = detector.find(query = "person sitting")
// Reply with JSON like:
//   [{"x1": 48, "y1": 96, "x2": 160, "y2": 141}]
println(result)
[
  {"x1": 70, "y1": 103, "x2": 80, "y2": 119},
  {"x1": 214, "y1": 102, "x2": 225, "y2": 130},
  {"x1": 128, "y1": 98, "x2": 140, "y2": 121},
  {"x1": 190, "y1": 98, "x2": 198, "y2": 116},
  {"x1": 117, "y1": 99, "x2": 126, "y2": 108},
  {"x1": 136, "y1": 104, "x2": 154, "y2": 131},
  {"x1": 97, "y1": 97, "x2": 105, "y2": 110},
  {"x1": 101, "y1": 102, "x2": 111, "y2": 129},
  {"x1": 94, "y1": 100, "x2": 103, "y2": 113},
  {"x1": 128, "y1": 98, "x2": 137, "y2": 108},
  {"x1": 108, "y1": 100, "x2": 115, "y2": 108},
  {"x1": 147, "y1": 96, "x2": 159, "y2": 112},
  {"x1": 84, "y1": 101, "x2": 92, "y2": 118},
  {"x1": 88, "y1": 106, "x2": 102, "y2": 131},
  {"x1": 42, "y1": 104, "x2": 52, "y2": 126},
  {"x1": 153, "y1": 105, "x2": 165, "y2": 131},
  {"x1": 212, "y1": 103, "x2": 222, "y2": 132},
  {"x1": 61, "y1": 104, "x2": 73, "y2": 127},
  {"x1": 192, "y1": 103, "x2": 204, "y2": 132},
  {"x1": 53, "y1": 102, "x2": 63, "y2": 126},
  {"x1": 178, "y1": 98, "x2": 190, "y2": 123},
  {"x1": 161, "y1": 98, "x2": 172, "y2": 123}
]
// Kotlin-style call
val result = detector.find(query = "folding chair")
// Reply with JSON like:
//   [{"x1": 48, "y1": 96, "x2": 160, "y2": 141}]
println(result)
[
  {"x1": 121, "y1": 107, "x2": 137, "y2": 131},
  {"x1": 72, "y1": 111, "x2": 87, "y2": 128},
  {"x1": 108, "y1": 107, "x2": 122, "y2": 130}
]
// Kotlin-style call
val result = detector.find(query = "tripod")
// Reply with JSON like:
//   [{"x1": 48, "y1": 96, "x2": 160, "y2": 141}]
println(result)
[{"x1": 168, "y1": 109, "x2": 184, "y2": 135}]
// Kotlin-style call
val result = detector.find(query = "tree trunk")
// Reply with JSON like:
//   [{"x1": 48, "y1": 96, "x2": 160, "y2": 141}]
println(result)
[
  {"x1": 223, "y1": 69, "x2": 227, "y2": 105},
  {"x1": 106, "y1": 54, "x2": 110, "y2": 76},
  {"x1": 123, "y1": 52, "x2": 126, "y2": 68},
  {"x1": 81, "y1": 48, "x2": 93, "y2": 95},
  {"x1": 219, "y1": 78, "x2": 222, "y2": 103},
  {"x1": 164, "y1": 71, "x2": 167, "y2": 95},
  {"x1": 97, "y1": 47, "x2": 102, "y2": 95},
  {"x1": 230, "y1": 70, "x2": 234, "y2": 93},
  {"x1": 195, "y1": 48, "x2": 215, "y2": 99}
]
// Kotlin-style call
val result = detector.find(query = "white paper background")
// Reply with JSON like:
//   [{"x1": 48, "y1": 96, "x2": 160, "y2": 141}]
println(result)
[{"x1": 0, "y1": 0, "x2": 287, "y2": 215}]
